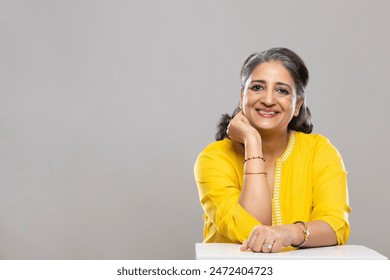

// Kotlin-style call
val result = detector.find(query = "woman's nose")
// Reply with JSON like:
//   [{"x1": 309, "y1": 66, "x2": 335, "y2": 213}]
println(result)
[{"x1": 261, "y1": 90, "x2": 275, "y2": 106}]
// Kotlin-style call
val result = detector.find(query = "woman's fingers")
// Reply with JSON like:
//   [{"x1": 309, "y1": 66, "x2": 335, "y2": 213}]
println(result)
[
  {"x1": 245, "y1": 226, "x2": 265, "y2": 253},
  {"x1": 226, "y1": 111, "x2": 257, "y2": 143},
  {"x1": 240, "y1": 240, "x2": 248, "y2": 251},
  {"x1": 262, "y1": 241, "x2": 274, "y2": 253},
  {"x1": 270, "y1": 239, "x2": 284, "y2": 253},
  {"x1": 242, "y1": 225, "x2": 292, "y2": 253},
  {"x1": 250, "y1": 235, "x2": 266, "y2": 253}
]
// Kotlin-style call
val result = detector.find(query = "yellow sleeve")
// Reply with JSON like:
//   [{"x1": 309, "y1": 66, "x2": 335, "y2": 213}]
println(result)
[
  {"x1": 311, "y1": 137, "x2": 351, "y2": 244},
  {"x1": 194, "y1": 141, "x2": 261, "y2": 243}
]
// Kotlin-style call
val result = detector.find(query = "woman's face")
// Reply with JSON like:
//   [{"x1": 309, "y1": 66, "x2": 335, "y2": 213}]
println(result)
[{"x1": 240, "y1": 61, "x2": 303, "y2": 134}]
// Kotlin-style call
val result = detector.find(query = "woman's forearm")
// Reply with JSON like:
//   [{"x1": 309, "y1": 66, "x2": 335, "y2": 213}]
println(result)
[{"x1": 239, "y1": 136, "x2": 272, "y2": 225}]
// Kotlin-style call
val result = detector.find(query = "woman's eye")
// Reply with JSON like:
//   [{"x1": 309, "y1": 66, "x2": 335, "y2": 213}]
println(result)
[
  {"x1": 276, "y1": 88, "x2": 290, "y2": 95},
  {"x1": 250, "y1": 85, "x2": 263, "y2": 91}
]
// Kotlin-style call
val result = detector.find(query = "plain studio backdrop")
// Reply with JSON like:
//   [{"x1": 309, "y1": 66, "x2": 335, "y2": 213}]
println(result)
[{"x1": 1, "y1": 0, "x2": 389, "y2": 259}]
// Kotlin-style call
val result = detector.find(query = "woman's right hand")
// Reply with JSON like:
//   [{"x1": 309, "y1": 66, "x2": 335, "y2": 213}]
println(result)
[{"x1": 226, "y1": 111, "x2": 261, "y2": 144}]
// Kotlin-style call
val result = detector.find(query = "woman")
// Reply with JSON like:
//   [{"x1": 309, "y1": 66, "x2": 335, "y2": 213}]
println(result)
[{"x1": 194, "y1": 47, "x2": 351, "y2": 253}]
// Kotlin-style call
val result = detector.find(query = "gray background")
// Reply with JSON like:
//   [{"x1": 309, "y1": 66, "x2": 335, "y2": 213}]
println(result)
[{"x1": 1, "y1": 0, "x2": 389, "y2": 259}]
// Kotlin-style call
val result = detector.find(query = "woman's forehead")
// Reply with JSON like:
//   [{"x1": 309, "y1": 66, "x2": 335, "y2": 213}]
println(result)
[{"x1": 249, "y1": 62, "x2": 295, "y2": 87}]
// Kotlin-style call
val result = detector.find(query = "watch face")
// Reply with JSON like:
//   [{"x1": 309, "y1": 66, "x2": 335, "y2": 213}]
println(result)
[{"x1": 304, "y1": 226, "x2": 310, "y2": 240}]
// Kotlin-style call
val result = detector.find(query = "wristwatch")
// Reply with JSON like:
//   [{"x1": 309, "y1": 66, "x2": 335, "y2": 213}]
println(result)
[{"x1": 292, "y1": 221, "x2": 310, "y2": 248}]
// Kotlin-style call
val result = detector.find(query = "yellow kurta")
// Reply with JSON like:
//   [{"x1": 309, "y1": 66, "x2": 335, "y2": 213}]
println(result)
[{"x1": 194, "y1": 131, "x2": 351, "y2": 245}]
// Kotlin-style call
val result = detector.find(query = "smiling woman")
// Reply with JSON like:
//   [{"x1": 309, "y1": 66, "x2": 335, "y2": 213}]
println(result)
[
  {"x1": 240, "y1": 62, "x2": 302, "y2": 135},
  {"x1": 194, "y1": 48, "x2": 351, "y2": 253}
]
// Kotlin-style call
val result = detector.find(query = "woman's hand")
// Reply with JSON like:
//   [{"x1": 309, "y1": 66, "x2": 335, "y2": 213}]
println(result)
[
  {"x1": 240, "y1": 225, "x2": 297, "y2": 253},
  {"x1": 227, "y1": 111, "x2": 260, "y2": 144}
]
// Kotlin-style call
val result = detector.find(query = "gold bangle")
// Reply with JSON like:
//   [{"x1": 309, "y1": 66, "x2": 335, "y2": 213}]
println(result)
[
  {"x1": 291, "y1": 221, "x2": 310, "y2": 248},
  {"x1": 244, "y1": 172, "x2": 267, "y2": 176},
  {"x1": 244, "y1": 156, "x2": 265, "y2": 163}
]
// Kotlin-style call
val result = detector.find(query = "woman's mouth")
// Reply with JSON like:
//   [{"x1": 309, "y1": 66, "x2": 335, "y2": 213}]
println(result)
[{"x1": 256, "y1": 109, "x2": 278, "y2": 117}]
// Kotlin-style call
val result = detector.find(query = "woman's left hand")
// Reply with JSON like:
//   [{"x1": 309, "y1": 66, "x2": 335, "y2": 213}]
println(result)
[{"x1": 240, "y1": 225, "x2": 295, "y2": 253}]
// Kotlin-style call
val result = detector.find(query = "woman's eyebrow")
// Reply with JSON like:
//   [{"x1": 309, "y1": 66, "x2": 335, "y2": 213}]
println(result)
[
  {"x1": 250, "y1": 79, "x2": 266, "y2": 84},
  {"x1": 250, "y1": 80, "x2": 293, "y2": 91},
  {"x1": 275, "y1": 82, "x2": 293, "y2": 91}
]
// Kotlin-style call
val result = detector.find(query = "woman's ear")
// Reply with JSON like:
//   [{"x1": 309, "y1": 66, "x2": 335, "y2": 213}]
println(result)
[{"x1": 295, "y1": 97, "x2": 305, "y2": 116}]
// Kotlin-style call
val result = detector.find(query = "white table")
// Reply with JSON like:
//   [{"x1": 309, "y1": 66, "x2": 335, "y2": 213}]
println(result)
[{"x1": 195, "y1": 243, "x2": 388, "y2": 260}]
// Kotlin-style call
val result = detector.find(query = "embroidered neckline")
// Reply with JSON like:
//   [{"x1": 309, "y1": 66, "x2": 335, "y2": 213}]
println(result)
[{"x1": 272, "y1": 131, "x2": 296, "y2": 226}]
